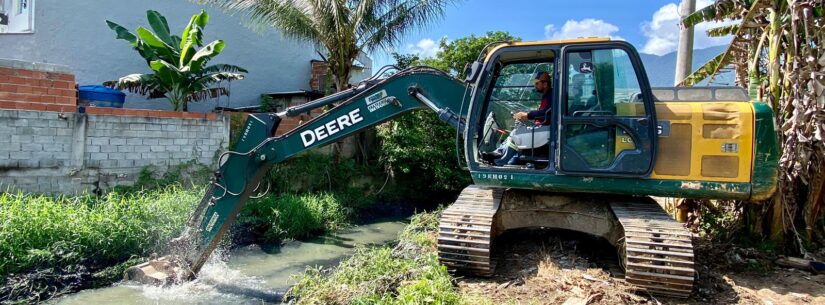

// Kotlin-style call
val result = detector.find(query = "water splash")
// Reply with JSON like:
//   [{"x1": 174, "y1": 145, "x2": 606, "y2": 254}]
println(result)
[{"x1": 131, "y1": 250, "x2": 283, "y2": 304}]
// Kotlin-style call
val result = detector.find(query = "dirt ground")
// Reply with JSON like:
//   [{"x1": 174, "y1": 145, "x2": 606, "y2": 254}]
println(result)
[{"x1": 456, "y1": 229, "x2": 825, "y2": 305}]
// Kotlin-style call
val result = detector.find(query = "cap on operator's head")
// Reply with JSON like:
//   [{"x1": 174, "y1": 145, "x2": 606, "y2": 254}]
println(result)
[{"x1": 531, "y1": 71, "x2": 551, "y2": 85}]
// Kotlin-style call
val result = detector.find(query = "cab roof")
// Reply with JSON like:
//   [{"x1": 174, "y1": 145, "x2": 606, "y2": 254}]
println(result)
[{"x1": 484, "y1": 37, "x2": 611, "y2": 63}]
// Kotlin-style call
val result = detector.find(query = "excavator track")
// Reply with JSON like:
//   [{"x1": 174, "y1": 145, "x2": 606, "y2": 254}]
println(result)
[
  {"x1": 437, "y1": 185, "x2": 502, "y2": 276},
  {"x1": 610, "y1": 201, "x2": 695, "y2": 298}
]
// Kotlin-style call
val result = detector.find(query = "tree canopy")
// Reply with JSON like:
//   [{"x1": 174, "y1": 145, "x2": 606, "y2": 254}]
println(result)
[
  {"x1": 417, "y1": 31, "x2": 520, "y2": 78},
  {"x1": 206, "y1": 0, "x2": 456, "y2": 90}
]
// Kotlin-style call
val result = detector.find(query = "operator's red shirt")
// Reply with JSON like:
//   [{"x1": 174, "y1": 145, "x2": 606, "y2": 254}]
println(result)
[{"x1": 527, "y1": 93, "x2": 552, "y2": 125}]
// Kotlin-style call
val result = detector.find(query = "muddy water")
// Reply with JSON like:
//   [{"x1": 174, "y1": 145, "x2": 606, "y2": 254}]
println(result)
[{"x1": 52, "y1": 219, "x2": 407, "y2": 305}]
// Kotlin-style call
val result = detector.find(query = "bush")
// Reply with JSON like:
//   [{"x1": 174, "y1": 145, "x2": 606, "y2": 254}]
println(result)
[
  {"x1": 267, "y1": 153, "x2": 375, "y2": 194},
  {"x1": 377, "y1": 110, "x2": 472, "y2": 200},
  {"x1": 238, "y1": 193, "x2": 351, "y2": 243},
  {"x1": 0, "y1": 186, "x2": 200, "y2": 276}
]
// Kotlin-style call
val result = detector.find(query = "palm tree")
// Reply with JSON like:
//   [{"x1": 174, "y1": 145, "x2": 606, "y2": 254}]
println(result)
[
  {"x1": 204, "y1": 0, "x2": 455, "y2": 91},
  {"x1": 678, "y1": 0, "x2": 825, "y2": 251}
]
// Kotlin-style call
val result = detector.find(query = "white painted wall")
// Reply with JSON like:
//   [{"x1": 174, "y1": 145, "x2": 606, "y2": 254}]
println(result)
[{"x1": 0, "y1": 0, "x2": 327, "y2": 112}]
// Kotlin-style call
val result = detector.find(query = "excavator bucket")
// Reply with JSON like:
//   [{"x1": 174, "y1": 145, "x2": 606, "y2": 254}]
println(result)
[{"x1": 124, "y1": 255, "x2": 192, "y2": 286}]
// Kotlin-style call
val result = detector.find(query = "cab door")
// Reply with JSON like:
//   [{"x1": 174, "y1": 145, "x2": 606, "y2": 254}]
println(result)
[{"x1": 556, "y1": 42, "x2": 656, "y2": 177}]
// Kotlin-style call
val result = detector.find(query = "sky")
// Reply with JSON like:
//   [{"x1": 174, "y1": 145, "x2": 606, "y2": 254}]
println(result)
[{"x1": 371, "y1": 0, "x2": 734, "y2": 67}]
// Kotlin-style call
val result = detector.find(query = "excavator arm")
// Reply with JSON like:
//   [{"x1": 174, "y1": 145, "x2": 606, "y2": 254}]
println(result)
[{"x1": 125, "y1": 67, "x2": 471, "y2": 284}]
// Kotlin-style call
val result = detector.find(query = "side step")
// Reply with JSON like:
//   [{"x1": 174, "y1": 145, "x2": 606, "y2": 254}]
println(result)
[
  {"x1": 437, "y1": 185, "x2": 502, "y2": 276},
  {"x1": 611, "y1": 201, "x2": 695, "y2": 298}
]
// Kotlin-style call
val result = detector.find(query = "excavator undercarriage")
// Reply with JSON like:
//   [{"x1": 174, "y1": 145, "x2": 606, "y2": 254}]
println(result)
[{"x1": 438, "y1": 185, "x2": 695, "y2": 298}]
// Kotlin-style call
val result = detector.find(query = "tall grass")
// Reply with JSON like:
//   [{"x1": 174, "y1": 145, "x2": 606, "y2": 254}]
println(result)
[
  {"x1": 288, "y1": 211, "x2": 461, "y2": 305},
  {"x1": 0, "y1": 186, "x2": 200, "y2": 276},
  {"x1": 238, "y1": 193, "x2": 352, "y2": 243}
]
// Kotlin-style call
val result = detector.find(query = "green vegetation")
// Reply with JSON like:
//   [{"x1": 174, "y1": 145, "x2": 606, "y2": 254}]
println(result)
[
  {"x1": 238, "y1": 193, "x2": 350, "y2": 243},
  {"x1": 114, "y1": 159, "x2": 212, "y2": 193},
  {"x1": 106, "y1": 10, "x2": 247, "y2": 111},
  {"x1": 376, "y1": 110, "x2": 472, "y2": 198},
  {"x1": 377, "y1": 32, "x2": 521, "y2": 199},
  {"x1": 0, "y1": 186, "x2": 200, "y2": 277},
  {"x1": 417, "y1": 31, "x2": 520, "y2": 78},
  {"x1": 0, "y1": 157, "x2": 376, "y2": 302},
  {"x1": 209, "y1": 0, "x2": 454, "y2": 91},
  {"x1": 288, "y1": 211, "x2": 462, "y2": 305},
  {"x1": 238, "y1": 153, "x2": 389, "y2": 243},
  {"x1": 266, "y1": 153, "x2": 380, "y2": 202},
  {"x1": 681, "y1": 0, "x2": 825, "y2": 249}
]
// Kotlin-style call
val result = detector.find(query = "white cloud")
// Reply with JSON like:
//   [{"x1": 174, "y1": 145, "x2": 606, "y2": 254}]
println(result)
[
  {"x1": 544, "y1": 19, "x2": 623, "y2": 41},
  {"x1": 405, "y1": 38, "x2": 441, "y2": 58},
  {"x1": 641, "y1": 0, "x2": 735, "y2": 55}
]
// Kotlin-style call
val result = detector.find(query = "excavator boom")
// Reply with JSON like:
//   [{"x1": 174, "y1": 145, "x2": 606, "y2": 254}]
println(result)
[{"x1": 125, "y1": 67, "x2": 471, "y2": 283}]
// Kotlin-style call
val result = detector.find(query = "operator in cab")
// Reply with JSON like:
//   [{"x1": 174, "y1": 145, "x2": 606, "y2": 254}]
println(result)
[
  {"x1": 487, "y1": 71, "x2": 553, "y2": 166},
  {"x1": 513, "y1": 71, "x2": 552, "y2": 125}
]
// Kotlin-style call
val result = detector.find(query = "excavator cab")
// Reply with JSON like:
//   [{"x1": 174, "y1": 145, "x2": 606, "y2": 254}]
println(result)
[{"x1": 468, "y1": 40, "x2": 657, "y2": 177}]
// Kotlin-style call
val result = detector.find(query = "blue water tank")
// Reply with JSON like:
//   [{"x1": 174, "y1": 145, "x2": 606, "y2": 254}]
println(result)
[{"x1": 78, "y1": 85, "x2": 126, "y2": 108}]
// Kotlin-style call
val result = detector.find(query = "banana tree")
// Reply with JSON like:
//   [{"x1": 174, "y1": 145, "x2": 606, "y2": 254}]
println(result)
[
  {"x1": 678, "y1": 0, "x2": 825, "y2": 251},
  {"x1": 106, "y1": 10, "x2": 247, "y2": 111}
]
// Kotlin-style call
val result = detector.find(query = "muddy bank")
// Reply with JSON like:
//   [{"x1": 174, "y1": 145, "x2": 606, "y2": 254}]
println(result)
[
  {"x1": 458, "y1": 228, "x2": 825, "y2": 305},
  {"x1": 286, "y1": 212, "x2": 825, "y2": 305}
]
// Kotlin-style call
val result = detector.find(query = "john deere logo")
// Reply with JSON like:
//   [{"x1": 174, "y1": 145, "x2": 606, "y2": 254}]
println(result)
[{"x1": 579, "y1": 62, "x2": 594, "y2": 73}]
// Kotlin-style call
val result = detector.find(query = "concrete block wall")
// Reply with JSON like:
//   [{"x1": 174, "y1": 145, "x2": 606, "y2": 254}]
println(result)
[
  {"x1": 0, "y1": 109, "x2": 229, "y2": 195},
  {"x1": 0, "y1": 59, "x2": 230, "y2": 194},
  {"x1": 83, "y1": 114, "x2": 227, "y2": 174}
]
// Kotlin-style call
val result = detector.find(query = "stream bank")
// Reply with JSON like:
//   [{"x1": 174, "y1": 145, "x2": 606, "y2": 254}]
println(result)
[{"x1": 52, "y1": 219, "x2": 408, "y2": 305}]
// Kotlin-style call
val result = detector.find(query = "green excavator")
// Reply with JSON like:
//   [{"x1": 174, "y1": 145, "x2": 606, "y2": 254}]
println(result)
[{"x1": 125, "y1": 38, "x2": 778, "y2": 298}]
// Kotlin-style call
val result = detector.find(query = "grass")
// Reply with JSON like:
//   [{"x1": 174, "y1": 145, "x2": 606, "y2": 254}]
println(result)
[
  {"x1": 0, "y1": 186, "x2": 201, "y2": 277},
  {"x1": 0, "y1": 185, "x2": 368, "y2": 278},
  {"x1": 287, "y1": 211, "x2": 463, "y2": 305},
  {"x1": 238, "y1": 192, "x2": 353, "y2": 243}
]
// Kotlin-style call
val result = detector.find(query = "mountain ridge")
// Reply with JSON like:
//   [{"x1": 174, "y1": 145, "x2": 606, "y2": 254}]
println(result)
[{"x1": 638, "y1": 45, "x2": 733, "y2": 87}]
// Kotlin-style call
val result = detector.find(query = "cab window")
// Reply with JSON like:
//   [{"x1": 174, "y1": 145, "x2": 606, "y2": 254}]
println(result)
[
  {"x1": 476, "y1": 52, "x2": 555, "y2": 170},
  {"x1": 562, "y1": 48, "x2": 645, "y2": 169},
  {"x1": 488, "y1": 62, "x2": 553, "y2": 131},
  {"x1": 566, "y1": 49, "x2": 645, "y2": 117}
]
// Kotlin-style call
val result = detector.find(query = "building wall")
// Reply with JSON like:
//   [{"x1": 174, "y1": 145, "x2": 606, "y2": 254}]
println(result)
[
  {"x1": 0, "y1": 108, "x2": 228, "y2": 194},
  {"x1": 0, "y1": 0, "x2": 322, "y2": 111},
  {"x1": 0, "y1": 57, "x2": 229, "y2": 194}
]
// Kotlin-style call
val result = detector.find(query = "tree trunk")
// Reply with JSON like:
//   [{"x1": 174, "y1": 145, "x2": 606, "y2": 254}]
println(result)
[
  {"x1": 768, "y1": 8, "x2": 782, "y2": 109},
  {"x1": 767, "y1": 8, "x2": 785, "y2": 242},
  {"x1": 332, "y1": 61, "x2": 373, "y2": 164},
  {"x1": 805, "y1": 165, "x2": 825, "y2": 241},
  {"x1": 333, "y1": 62, "x2": 352, "y2": 91},
  {"x1": 769, "y1": 193, "x2": 786, "y2": 243},
  {"x1": 167, "y1": 93, "x2": 184, "y2": 112}
]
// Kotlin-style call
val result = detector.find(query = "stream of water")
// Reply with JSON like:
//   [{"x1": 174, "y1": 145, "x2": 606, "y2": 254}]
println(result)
[{"x1": 52, "y1": 219, "x2": 407, "y2": 305}]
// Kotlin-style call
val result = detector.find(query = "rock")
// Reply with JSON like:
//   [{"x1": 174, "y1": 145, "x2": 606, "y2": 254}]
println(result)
[
  {"x1": 725, "y1": 251, "x2": 746, "y2": 267},
  {"x1": 520, "y1": 267, "x2": 537, "y2": 276},
  {"x1": 775, "y1": 256, "x2": 813, "y2": 271}
]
